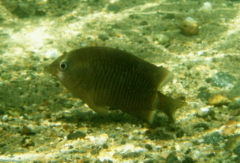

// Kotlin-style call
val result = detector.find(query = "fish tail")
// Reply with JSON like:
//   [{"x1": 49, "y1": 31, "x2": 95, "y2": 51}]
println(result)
[{"x1": 154, "y1": 92, "x2": 186, "y2": 122}]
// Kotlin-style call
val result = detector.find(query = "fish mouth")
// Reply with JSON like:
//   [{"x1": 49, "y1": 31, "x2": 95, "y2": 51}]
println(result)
[{"x1": 48, "y1": 62, "x2": 57, "y2": 76}]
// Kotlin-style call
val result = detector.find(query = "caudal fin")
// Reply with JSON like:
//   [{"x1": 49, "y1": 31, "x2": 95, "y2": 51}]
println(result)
[{"x1": 155, "y1": 92, "x2": 186, "y2": 122}]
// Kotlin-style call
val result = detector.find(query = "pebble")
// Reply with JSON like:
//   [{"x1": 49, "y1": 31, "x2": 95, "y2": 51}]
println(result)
[
  {"x1": 182, "y1": 156, "x2": 195, "y2": 163},
  {"x1": 233, "y1": 143, "x2": 240, "y2": 157},
  {"x1": 98, "y1": 33, "x2": 109, "y2": 41},
  {"x1": 146, "y1": 129, "x2": 174, "y2": 140},
  {"x1": 44, "y1": 49, "x2": 59, "y2": 59},
  {"x1": 153, "y1": 34, "x2": 169, "y2": 45},
  {"x1": 208, "y1": 94, "x2": 231, "y2": 106},
  {"x1": 2, "y1": 115, "x2": 10, "y2": 122},
  {"x1": 67, "y1": 131, "x2": 86, "y2": 140},
  {"x1": 225, "y1": 135, "x2": 240, "y2": 151},
  {"x1": 193, "y1": 123, "x2": 209, "y2": 131},
  {"x1": 107, "y1": 4, "x2": 121, "y2": 13},
  {"x1": 204, "y1": 132, "x2": 224, "y2": 145},
  {"x1": 197, "y1": 107, "x2": 213, "y2": 118},
  {"x1": 228, "y1": 83, "x2": 240, "y2": 99},
  {"x1": 176, "y1": 130, "x2": 185, "y2": 138},
  {"x1": 179, "y1": 17, "x2": 199, "y2": 36},
  {"x1": 145, "y1": 144, "x2": 153, "y2": 150},
  {"x1": 211, "y1": 72, "x2": 235, "y2": 88},
  {"x1": 140, "y1": 20, "x2": 148, "y2": 26},
  {"x1": 228, "y1": 98, "x2": 240, "y2": 110},
  {"x1": 21, "y1": 137, "x2": 35, "y2": 147},
  {"x1": 21, "y1": 126, "x2": 36, "y2": 135},
  {"x1": 197, "y1": 87, "x2": 211, "y2": 101},
  {"x1": 199, "y1": 2, "x2": 213, "y2": 13},
  {"x1": 122, "y1": 151, "x2": 141, "y2": 159},
  {"x1": 166, "y1": 152, "x2": 180, "y2": 163}
]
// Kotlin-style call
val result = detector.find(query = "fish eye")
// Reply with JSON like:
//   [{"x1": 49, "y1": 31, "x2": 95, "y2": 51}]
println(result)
[{"x1": 59, "y1": 61, "x2": 68, "y2": 71}]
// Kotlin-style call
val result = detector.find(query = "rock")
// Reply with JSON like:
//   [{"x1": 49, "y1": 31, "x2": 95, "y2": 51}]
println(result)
[
  {"x1": 21, "y1": 126, "x2": 36, "y2": 135},
  {"x1": 225, "y1": 135, "x2": 240, "y2": 151},
  {"x1": 21, "y1": 137, "x2": 35, "y2": 148},
  {"x1": 179, "y1": 17, "x2": 199, "y2": 36},
  {"x1": 233, "y1": 143, "x2": 240, "y2": 157},
  {"x1": 122, "y1": 151, "x2": 141, "y2": 159},
  {"x1": 197, "y1": 107, "x2": 213, "y2": 118},
  {"x1": 176, "y1": 130, "x2": 185, "y2": 138},
  {"x1": 211, "y1": 72, "x2": 235, "y2": 88},
  {"x1": 182, "y1": 156, "x2": 195, "y2": 163},
  {"x1": 153, "y1": 34, "x2": 169, "y2": 45},
  {"x1": 146, "y1": 129, "x2": 174, "y2": 140},
  {"x1": 197, "y1": 87, "x2": 211, "y2": 101},
  {"x1": 98, "y1": 34, "x2": 109, "y2": 41},
  {"x1": 193, "y1": 123, "x2": 209, "y2": 131},
  {"x1": 67, "y1": 131, "x2": 86, "y2": 140},
  {"x1": 107, "y1": 4, "x2": 121, "y2": 13},
  {"x1": 140, "y1": 20, "x2": 148, "y2": 26},
  {"x1": 204, "y1": 132, "x2": 224, "y2": 145},
  {"x1": 145, "y1": 144, "x2": 153, "y2": 150},
  {"x1": 199, "y1": 2, "x2": 212, "y2": 13},
  {"x1": 228, "y1": 99, "x2": 240, "y2": 110},
  {"x1": 166, "y1": 152, "x2": 181, "y2": 163},
  {"x1": 228, "y1": 83, "x2": 240, "y2": 99},
  {"x1": 208, "y1": 94, "x2": 231, "y2": 106}
]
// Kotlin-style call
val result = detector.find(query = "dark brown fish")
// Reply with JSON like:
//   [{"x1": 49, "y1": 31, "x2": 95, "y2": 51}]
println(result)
[{"x1": 49, "y1": 47, "x2": 186, "y2": 123}]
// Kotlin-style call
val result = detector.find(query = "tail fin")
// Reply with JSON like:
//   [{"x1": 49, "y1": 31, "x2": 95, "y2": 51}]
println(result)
[{"x1": 155, "y1": 92, "x2": 186, "y2": 122}]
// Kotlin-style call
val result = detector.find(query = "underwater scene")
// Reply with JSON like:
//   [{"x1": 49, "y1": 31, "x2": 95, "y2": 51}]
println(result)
[{"x1": 0, "y1": 0, "x2": 239, "y2": 162}]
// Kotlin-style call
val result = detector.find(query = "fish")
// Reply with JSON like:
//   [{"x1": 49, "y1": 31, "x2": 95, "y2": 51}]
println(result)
[{"x1": 48, "y1": 46, "x2": 186, "y2": 124}]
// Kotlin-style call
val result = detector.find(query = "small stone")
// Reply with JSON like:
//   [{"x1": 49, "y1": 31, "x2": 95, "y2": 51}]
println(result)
[
  {"x1": 21, "y1": 137, "x2": 35, "y2": 148},
  {"x1": 225, "y1": 135, "x2": 240, "y2": 151},
  {"x1": 67, "y1": 131, "x2": 86, "y2": 140},
  {"x1": 44, "y1": 49, "x2": 59, "y2": 59},
  {"x1": 143, "y1": 159, "x2": 157, "y2": 163},
  {"x1": 145, "y1": 144, "x2": 153, "y2": 150},
  {"x1": 179, "y1": 17, "x2": 199, "y2": 36},
  {"x1": 233, "y1": 143, "x2": 240, "y2": 157},
  {"x1": 102, "y1": 143, "x2": 108, "y2": 149},
  {"x1": 107, "y1": 4, "x2": 121, "y2": 13},
  {"x1": 228, "y1": 83, "x2": 240, "y2": 99},
  {"x1": 146, "y1": 129, "x2": 174, "y2": 140},
  {"x1": 98, "y1": 34, "x2": 109, "y2": 41},
  {"x1": 199, "y1": 2, "x2": 212, "y2": 13},
  {"x1": 211, "y1": 72, "x2": 235, "y2": 88},
  {"x1": 166, "y1": 152, "x2": 180, "y2": 163},
  {"x1": 140, "y1": 20, "x2": 148, "y2": 26},
  {"x1": 91, "y1": 145, "x2": 101, "y2": 155},
  {"x1": 163, "y1": 13, "x2": 175, "y2": 19},
  {"x1": 208, "y1": 94, "x2": 231, "y2": 106},
  {"x1": 122, "y1": 151, "x2": 141, "y2": 159},
  {"x1": 228, "y1": 99, "x2": 240, "y2": 110},
  {"x1": 129, "y1": 14, "x2": 139, "y2": 19},
  {"x1": 176, "y1": 130, "x2": 185, "y2": 138},
  {"x1": 153, "y1": 34, "x2": 169, "y2": 45},
  {"x1": 2, "y1": 115, "x2": 10, "y2": 122},
  {"x1": 182, "y1": 156, "x2": 195, "y2": 163},
  {"x1": 204, "y1": 132, "x2": 224, "y2": 145},
  {"x1": 0, "y1": 143, "x2": 6, "y2": 147},
  {"x1": 22, "y1": 126, "x2": 36, "y2": 135},
  {"x1": 197, "y1": 88, "x2": 211, "y2": 101},
  {"x1": 197, "y1": 107, "x2": 212, "y2": 118},
  {"x1": 193, "y1": 123, "x2": 209, "y2": 131}
]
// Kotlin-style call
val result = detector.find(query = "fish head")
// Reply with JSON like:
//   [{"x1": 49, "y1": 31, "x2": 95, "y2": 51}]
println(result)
[
  {"x1": 48, "y1": 51, "x2": 88, "y2": 92},
  {"x1": 48, "y1": 52, "x2": 70, "y2": 81}
]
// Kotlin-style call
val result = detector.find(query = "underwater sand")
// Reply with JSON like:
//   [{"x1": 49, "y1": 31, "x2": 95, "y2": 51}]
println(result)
[{"x1": 0, "y1": 0, "x2": 239, "y2": 162}]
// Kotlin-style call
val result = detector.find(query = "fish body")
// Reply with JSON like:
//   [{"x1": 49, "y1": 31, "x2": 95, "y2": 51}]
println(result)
[{"x1": 49, "y1": 47, "x2": 185, "y2": 123}]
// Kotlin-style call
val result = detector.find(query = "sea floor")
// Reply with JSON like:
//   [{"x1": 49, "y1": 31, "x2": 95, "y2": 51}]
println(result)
[{"x1": 0, "y1": 0, "x2": 240, "y2": 162}]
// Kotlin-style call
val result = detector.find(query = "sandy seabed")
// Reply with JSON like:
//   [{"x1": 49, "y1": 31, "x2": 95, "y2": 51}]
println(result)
[{"x1": 0, "y1": 0, "x2": 240, "y2": 162}]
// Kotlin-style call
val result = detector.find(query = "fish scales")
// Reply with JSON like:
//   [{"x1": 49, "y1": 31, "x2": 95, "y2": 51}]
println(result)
[{"x1": 49, "y1": 47, "x2": 186, "y2": 123}]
